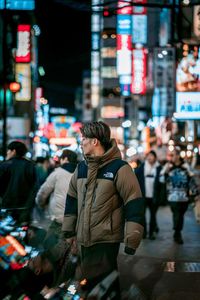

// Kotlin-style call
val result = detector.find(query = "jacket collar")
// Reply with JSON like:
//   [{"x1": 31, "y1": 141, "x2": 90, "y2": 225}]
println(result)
[
  {"x1": 61, "y1": 163, "x2": 77, "y2": 173},
  {"x1": 85, "y1": 139, "x2": 121, "y2": 168}
]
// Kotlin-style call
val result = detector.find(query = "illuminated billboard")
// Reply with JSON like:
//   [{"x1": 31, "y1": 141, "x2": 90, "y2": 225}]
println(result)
[
  {"x1": 132, "y1": 0, "x2": 147, "y2": 15},
  {"x1": 117, "y1": 1, "x2": 132, "y2": 96},
  {"x1": 117, "y1": 0, "x2": 132, "y2": 15},
  {"x1": 117, "y1": 15, "x2": 132, "y2": 35},
  {"x1": 16, "y1": 25, "x2": 31, "y2": 63},
  {"x1": 0, "y1": 0, "x2": 35, "y2": 9},
  {"x1": 132, "y1": 15, "x2": 147, "y2": 45},
  {"x1": 15, "y1": 63, "x2": 31, "y2": 101},
  {"x1": 117, "y1": 34, "x2": 132, "y2": 76},
  {"x1": 101, "y1": 106, "x2": 124, "y2": 118},
  {"x1": 174, "y1": 92, "x2": 200, "y2": 120},
  {"x1": 154, "y1": 47, "x2": 175, "y2": 116},
  {"x1": 131, "y1": 48, "x2": 147, "y2": 94},
  {"x1": 193, "y1": 5, "x2": 200, "y2": 40},
  {"x1": 176, "y1": 45, "x2": 200, "y2": 92}
]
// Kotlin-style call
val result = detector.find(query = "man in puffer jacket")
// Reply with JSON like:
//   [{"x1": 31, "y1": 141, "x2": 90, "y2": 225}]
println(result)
[{"x1": 62, "y1": 121, "x2": 145, "y2": 292}]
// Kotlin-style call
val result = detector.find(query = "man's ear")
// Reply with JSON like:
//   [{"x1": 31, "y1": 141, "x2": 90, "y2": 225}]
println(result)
[
  {"x1": 93, "y1": 138, "x2": 98, "y2": 146},
  {"x1": 34, "y1": 267, "x2": 41, "y2": 276}
]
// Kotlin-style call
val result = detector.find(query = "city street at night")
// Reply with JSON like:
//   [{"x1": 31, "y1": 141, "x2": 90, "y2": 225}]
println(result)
[{"x1": 1, "y1": 1, "x2": 200, "y2": 299}]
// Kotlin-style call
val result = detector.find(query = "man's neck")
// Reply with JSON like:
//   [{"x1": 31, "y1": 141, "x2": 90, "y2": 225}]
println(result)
[{"x1": 91, "y1": 147, "x2": 105, "y2": 157}]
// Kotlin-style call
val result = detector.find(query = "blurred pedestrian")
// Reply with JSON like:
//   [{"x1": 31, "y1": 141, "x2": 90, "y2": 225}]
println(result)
[
  {"x1": 35, "y1": 156, "x2": 50, "y2": 187},
  {"x1": 135, "y1": 150, "x2": 162, "y2": 240},
  {"x1": 160, "y1": 146, "x2": 198, "y2": 244},
  {"x1": 0, "y1": 140, "x2": 37, "y2": 224},
  {"x1": 35, "y1": 149, "x2": 77, "y2": 248},
  {"x1": 62, "y1": 121, "x2": 145, "y2": 292}
]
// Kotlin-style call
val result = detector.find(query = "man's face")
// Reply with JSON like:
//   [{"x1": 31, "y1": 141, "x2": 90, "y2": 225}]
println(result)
[
  {"x1": 146, "y1": 153, "x2": 156, "y2": 165},
  {"x1": 80, "y1": 135, "x2": 95, "y2": 156},
  {"x1": 171, "y1": 151, "x2": 180, "y2": 164},
  {"x1": 6, "y1": 149, "x2": 16, "y2": 160}
]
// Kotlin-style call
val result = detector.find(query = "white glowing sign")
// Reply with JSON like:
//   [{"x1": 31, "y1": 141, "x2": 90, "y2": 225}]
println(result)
[
  {"x1": 131, "y1": 49, "x2": 147, "y2": 94},
  {"x1": 117, "y1": 34, "x2": 132, "y2": 76},
  {"x1": 16, "y1": 25, "x2": 31, "y2": 63},
  {"x1": 35, "y1": 87, "x2": 43, "y2": 112},
  {"x1": 132, "y1": 15, "x2": 147, "y2": 44},
  {"x1": 117, "y1": 51, "x2": 132, "y2": 75},
  {"x1": 174, "y1": 92, "x2": 200, "y2": 119}
]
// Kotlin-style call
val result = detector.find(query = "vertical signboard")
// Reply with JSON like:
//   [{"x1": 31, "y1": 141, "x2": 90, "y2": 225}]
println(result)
[
  {"x1": 131, "y1": 48, "x2": 147, "y2": 95},
  {"x1": 175, "y1": 45, "x2": 200, "y2": 120},
  {"x1": 117, "y1": 0, "x2": 132, "y2": 96},
  {"x1": 132, "y1": 0, "x2": 147, "y2": 45},
  {"x1": 91, "y1": 0, "x2": 101, "y2": 108},
  {"x1": 153, "y1": 47, "x2": 175, "y2": 117},
  {"x1": 117, "y1": 34, "x2": 132, "y2": 75},
  {"x1": 193, "y1": 5, "x2": 200, "y2": 40},
  {"x1": 16, "y1": 25, "x2": 31, "y2": 63},
  {"x1": 35, "y1": 87, "x2": 43, "y2": 111},
  {"x1": 15, "y1": 63, "x2": 31, "y2": 101},
  {"x1": 159, "y1": 8, "x2": 171, "y2": 47}
]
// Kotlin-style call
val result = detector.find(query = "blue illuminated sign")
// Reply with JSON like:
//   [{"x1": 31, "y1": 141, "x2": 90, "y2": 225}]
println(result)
[
  {"x1": 117, "y1": 15, "x2": 132, "y2": 35},
  {"x1": 0, "y1": 0, "x2": 35, "y2": 10}
]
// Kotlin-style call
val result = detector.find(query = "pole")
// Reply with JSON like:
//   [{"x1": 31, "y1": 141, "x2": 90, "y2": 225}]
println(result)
[{"x1": 2, "y1": 0, "x2": 7, "y2": 160}]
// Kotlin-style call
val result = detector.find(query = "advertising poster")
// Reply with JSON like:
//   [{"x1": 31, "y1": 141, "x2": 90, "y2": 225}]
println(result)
[{"x1": 176, "y1": 45, "x2": 200, "y2": 92}]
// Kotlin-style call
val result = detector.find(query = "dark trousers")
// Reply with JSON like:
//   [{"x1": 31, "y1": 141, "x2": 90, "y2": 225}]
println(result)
[
  {"x1": 169, "y1": 202, "x2": 189, "y2": 233},
  {"x1": 144, "y1": 197, "x2": 158, "y2": 236},
  {"x1": 43, "y1": 219, "x2": 62, "y2": 249},
  {"x1": 79, "y1": 243, "x2": 120, "y2": 297}
]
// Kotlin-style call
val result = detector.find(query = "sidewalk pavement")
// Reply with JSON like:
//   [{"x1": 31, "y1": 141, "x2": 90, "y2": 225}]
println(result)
[{"x1": 118, "y1": 205, "x2": 200, "y2": 300}]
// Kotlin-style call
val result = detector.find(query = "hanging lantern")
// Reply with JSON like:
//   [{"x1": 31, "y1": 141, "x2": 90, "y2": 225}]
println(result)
[{"x1": 9, "y1": 82, "x2": 21, "y2": 93}]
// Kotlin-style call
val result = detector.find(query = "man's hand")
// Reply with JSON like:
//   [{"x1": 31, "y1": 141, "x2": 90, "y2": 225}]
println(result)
[{"x1": 124, "y1": 246, "x2": 136, "y2": 255}]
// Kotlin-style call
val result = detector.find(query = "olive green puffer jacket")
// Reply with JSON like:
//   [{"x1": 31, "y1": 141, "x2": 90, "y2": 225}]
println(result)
[{"x1": 62, "y1": 139, "x2": 144, "y2": 251}]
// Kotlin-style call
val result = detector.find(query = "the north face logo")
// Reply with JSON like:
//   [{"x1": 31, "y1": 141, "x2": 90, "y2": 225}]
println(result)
[{"x1": 103, "y1": 172, "x2": 114, "y2": 178}]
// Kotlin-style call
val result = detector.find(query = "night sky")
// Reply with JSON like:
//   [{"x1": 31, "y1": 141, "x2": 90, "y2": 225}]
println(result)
[{"x1": 35, "y1": 0, "x2": 91, "y2": 114}]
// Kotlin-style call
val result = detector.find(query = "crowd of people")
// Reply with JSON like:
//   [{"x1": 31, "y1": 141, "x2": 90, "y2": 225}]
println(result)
[{"x1": 0, "y1": 120, "x2": 199, "y2": 298}]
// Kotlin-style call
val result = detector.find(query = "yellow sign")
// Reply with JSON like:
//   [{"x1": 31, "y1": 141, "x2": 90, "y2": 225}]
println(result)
[{"x1": 15, "y1": 63, "x2": 31, "y2": 101}]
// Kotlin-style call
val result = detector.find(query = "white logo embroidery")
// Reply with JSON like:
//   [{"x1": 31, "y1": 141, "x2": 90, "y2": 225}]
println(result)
[{"x1": 103, "y1": 172, "x2": 114, "y2": 179}]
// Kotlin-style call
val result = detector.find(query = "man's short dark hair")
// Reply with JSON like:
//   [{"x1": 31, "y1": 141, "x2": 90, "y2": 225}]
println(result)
[
  {"x1": 7, "y1": 141, "x2": 27, "y2": 157},
  {"x1": 147, "y1": 150, "x2": 157, "y2": 159},
  {"x1": 36, "y1": 156, "x2": 49, "y2": 164},
  {"x1": 60, "y1": 149, "x2": 78, "y2": 164},
  {"x1": 80, "y1": 121, "x2": 111, "y2": 150}
]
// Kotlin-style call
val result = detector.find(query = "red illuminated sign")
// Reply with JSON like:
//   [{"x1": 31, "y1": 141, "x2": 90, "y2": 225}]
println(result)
[
  {"x1": 117, "y1": 34, "x2": 132, "y2": 50},
  {"x1": 16, "y1": 25, "x2": 31, "y2": 63},
  {"x1": 117, "y1": 1, "x2": 132, "y2": 15},
  {"x1": 131, "y1": 48, "x2": 147, "y2": 94}
]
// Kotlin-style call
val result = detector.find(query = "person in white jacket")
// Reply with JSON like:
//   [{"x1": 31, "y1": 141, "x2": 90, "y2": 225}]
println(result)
[{"x1": 35, "y1": 149, "x2": 77, "y2": 248}]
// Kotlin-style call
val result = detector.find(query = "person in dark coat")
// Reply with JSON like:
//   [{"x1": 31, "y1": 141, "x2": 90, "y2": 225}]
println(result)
[
  {"x1": 0, "y1": 140, "x2": 38, "y2": 224},
  {"x1": 160, "y1": 146, "x2": 199, "y2": 244},
  {"x1": 135, "y1": 150, "x2": 162, "y2": 240}
]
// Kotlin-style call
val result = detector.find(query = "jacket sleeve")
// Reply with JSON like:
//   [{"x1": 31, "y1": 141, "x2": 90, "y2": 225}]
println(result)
[
  {"x1": 62, "y1": 167, "x2": 78, "y2": 237},
  {"x1": 35, "y1": 171, "x2": 56, "y2": 207},
  {"x1": 115, "y1": 163, "x2": 145, "y2": 251}
]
